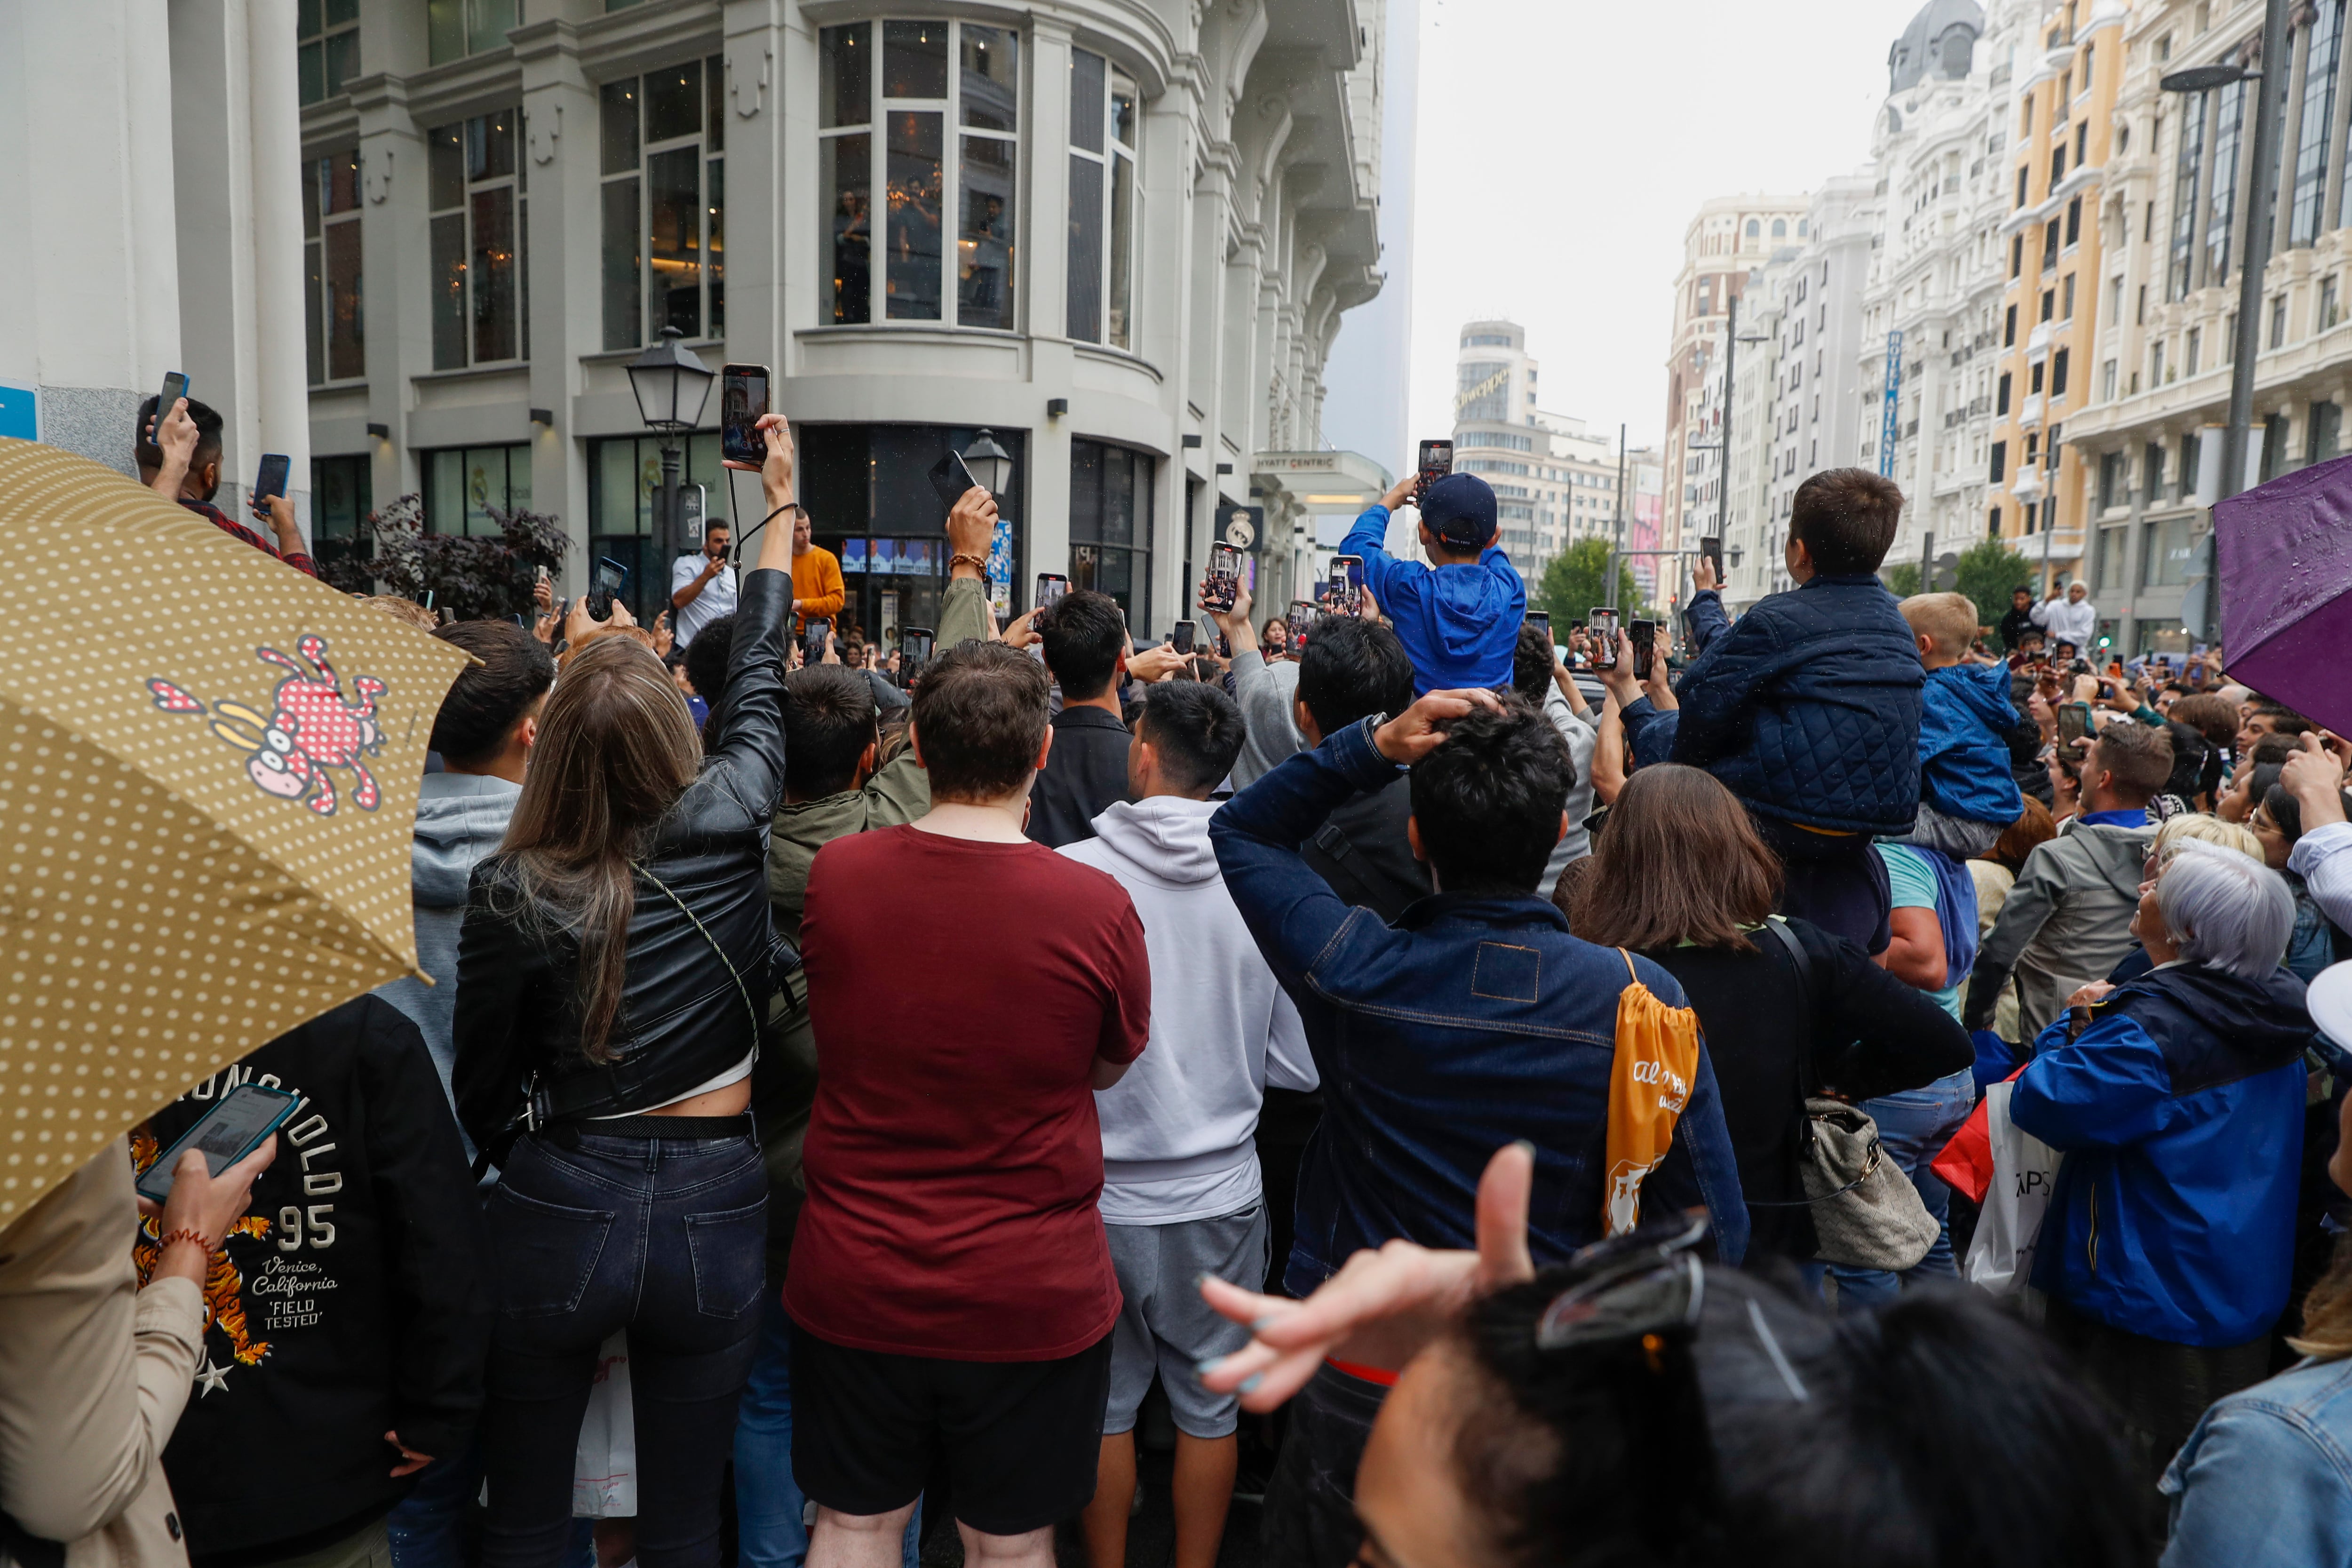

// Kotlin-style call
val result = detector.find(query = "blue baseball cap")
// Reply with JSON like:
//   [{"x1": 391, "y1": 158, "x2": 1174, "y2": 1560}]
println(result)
[{"x1": 1421, "y1": 472, "x2": 1497, "y2": 549}]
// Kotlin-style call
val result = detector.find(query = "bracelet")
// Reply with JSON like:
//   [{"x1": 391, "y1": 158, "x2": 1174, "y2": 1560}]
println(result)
[
  {"x1": 156, "y1": 1226, "x2": 213, "y2": 1255},
  {"x1": 948, "y1": 552, "x2": 989, "y2": 572}
]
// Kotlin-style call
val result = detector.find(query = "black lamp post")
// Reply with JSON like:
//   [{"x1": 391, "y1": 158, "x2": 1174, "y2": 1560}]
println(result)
[
  {"x1": 962, "y1": 429, "x2": 1014, "y2": 497},
  {"x1": 626, "y1": 325, "x2": 715, "y2": 597}
]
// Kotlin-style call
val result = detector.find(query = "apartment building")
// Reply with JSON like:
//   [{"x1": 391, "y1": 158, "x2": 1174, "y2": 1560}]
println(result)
[{"x1": 1450, "y1": 318, "x2": 1627, "y2": 584}]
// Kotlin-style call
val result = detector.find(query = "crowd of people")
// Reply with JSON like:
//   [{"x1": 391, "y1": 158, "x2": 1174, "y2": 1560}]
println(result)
[{"x1": 10, "y1": 406, "x2": 2352, "y2": 1568}]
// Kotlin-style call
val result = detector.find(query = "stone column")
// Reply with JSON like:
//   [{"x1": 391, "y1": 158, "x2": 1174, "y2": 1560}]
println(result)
[
  {"x1": 1025, "y1": 17, "x2": 1077, "y2": 589},
  {"x1": 515, "y1": 18, "x2": 600, "y2": 589}
]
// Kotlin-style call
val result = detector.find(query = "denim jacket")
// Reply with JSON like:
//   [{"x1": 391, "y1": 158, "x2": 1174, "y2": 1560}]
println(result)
[
  {"x1": 2161, "y1": 1356, "x2": 2352, "y2": 1568},
  {"x1": 1208, "y1": 718, "x2": 1749, "y2": 1295}
]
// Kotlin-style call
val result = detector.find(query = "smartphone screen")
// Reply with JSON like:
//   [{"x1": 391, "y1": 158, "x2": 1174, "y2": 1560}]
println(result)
[
  {"x1": 1630, "y1": 620, "x2": 1658, "y2": 680},
  {"x1": 1698, "y1": 535, "x2": 1723, "y2": 581},
  {"x1": 134, "y1": 1083, "x2": 298, "y2": 1205},
  {"x1": 901, "y1": 627, "x2": 936, "y2": 667},
  {"x1": 151, "y1": 372, "x2": 189, "y2": 445},
  {"x1": 1287, "y1": 599, "x2": 1318, "y2": 645},
  {"x1": 2058, "y1": 703, "x2": 2092, "y2": 745},
  {"x1": 1034, "y1": 573, "x2": 1069, "y2": 614},
  {"x1": 1171, "y1": 620, "x2": 1197, "y2": 655},
  {"x1": 1416, "y1": 439, "x2": 1454, "y2": 499},
  {"x1": 1204, "y1": 544, "x2": 1242, "y2": 611},
  {"x1": 720, "y1": 364, "x2": 771, "y2": 468},
  {"x1": 252, "y1": 453, "x2": 291, "y2": 505},
  {"x1": 1330, "y1": 555, "x2": 1366, "y2": 616},
  {"x1": 803, "y1": 618, "x2": 831, "y2": 666},
  {"x1": 929, "y1": 450, "x2": 981, "y2": 513},
  {"x1": 1589, "y1": 607, "x2": 1621, "y2": 670}
]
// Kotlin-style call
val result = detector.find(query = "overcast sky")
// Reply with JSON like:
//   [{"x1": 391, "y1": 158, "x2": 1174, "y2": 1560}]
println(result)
[{"x1": 1402, "y1": 0, "x2": 1927, "y2": 452}]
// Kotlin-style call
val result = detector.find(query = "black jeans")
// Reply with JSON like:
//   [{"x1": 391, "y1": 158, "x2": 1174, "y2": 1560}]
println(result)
[
  {"x1": 1260, "y1": 1363, "x2": 1390, "y2": 1568},
  {"x1": 478, "y1": 1120, "x2": 767, "y2": 1568}
]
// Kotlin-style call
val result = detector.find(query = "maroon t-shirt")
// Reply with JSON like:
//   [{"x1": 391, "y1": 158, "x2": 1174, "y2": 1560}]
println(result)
[{"x1": 784, "y1": 825, "x2": 1151, "y2": 1360}]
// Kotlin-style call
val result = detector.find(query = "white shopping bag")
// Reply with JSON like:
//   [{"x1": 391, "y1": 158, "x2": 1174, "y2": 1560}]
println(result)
[
  {"x1": 1963, "y1": 1080, "x2": 2060, "y2": 1299},
  {"x1": 572, "y1": 1331, "x2": 636, "y2": 1518}
]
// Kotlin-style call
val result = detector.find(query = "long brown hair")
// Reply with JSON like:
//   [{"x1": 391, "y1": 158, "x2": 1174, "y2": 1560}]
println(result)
[
  {"x1": 1570, "y1": 764, "x2": 1781, "y2": 953},
  {"x1": 2292, "y1": 1233, "x2": 2352, "y2": 1361},
  {"x1": 499, "y1": 634, "x2": 702, "y2": 1061}
]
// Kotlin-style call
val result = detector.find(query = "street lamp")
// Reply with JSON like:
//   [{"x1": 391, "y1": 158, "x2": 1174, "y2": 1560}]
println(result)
[
  {"x1": 962, "y1": 429, "x2": 1014, "y2": 496},
  {"x1": 2161, "y1": 0, "x2": 2290, "y2": 639},
  {"x1": 626, "y1": 325, "x2": 715, "y2": 593}
]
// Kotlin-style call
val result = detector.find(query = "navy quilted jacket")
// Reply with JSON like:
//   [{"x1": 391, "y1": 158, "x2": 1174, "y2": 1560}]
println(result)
[{"x1": 1669, "y1": 573, "x2": 1924, "y2": 834}]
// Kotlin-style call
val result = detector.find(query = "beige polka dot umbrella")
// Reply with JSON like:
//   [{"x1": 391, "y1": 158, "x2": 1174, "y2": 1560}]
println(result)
[{"x1": 0, "y1": 439, "x2": 472, "y2": 1229}]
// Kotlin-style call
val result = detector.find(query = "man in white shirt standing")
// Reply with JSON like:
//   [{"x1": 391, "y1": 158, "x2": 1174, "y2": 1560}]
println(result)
[
  {"x1": 1060, "y1": 680, "x2": 1316, "y2": 1568},
  {"x1": 2032, "y1": 579, "x2": 2098, "y2": 655},
  {"x1": 671, "y1": 523, "x2": 738, "y2": 649}
]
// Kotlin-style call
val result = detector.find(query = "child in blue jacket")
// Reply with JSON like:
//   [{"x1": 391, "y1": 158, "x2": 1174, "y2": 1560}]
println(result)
[{"x1": 1901, "y1": 590, "x2": 2026, "y2": 858}]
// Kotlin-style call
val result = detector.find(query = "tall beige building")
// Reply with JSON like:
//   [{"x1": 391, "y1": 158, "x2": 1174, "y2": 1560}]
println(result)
[{"x1": 1451, "y1": 318, "x2": 1626, "y2": 584}]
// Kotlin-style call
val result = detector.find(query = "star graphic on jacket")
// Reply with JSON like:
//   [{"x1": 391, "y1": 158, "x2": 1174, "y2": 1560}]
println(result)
[{"x1": 194, "y1": 1357, "x2": 231, "y2": 1397}]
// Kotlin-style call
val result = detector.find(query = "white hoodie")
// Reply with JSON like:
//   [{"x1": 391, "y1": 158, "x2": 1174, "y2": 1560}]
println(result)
[{"x1": 1061, "y1": 796, "x2": 1318, "y2": 1225}]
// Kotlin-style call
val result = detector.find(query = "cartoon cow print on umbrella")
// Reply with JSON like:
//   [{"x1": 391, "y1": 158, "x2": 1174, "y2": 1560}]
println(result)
[{"x1": 148, "y1": 636, "x2": 389, "y2": 816}]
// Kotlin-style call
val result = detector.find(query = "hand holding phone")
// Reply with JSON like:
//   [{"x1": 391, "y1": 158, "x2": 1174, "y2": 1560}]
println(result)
[
  {"x1": 1415, "y1": 440, "x2": 1454, "y2": 501},
  {"x1": 135, "y1": 1083, "x2": 299, "y2": 1207},
  {"x1": 1329, "y1": 555, "x2": 1367, "y2": 617},
  {"x1": 721, "y1": 364, "x2": 772, "y2": 469},
  {"x1": 1630, "y1": 620, "x2": 1658, "y2": 682},
  {"x1": 150, "y1": 371, "x2": 190, "y2": 447},
  {"x1": 929, "y1": 450, "x2": 983, "y2": 514},
  {"x1": 1171, "y1": 620, "x2": 1197, "y2": 656},
  {"x1": 1588, "y1": 608, "x2": 1621, "y2": 671},
  {"x1": 1202, "y1": 545, "x2": 1242, "y2": 613}
]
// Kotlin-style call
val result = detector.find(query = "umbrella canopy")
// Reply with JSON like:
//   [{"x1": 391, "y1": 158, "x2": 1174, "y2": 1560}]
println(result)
[
  {"x1": 0, "y1": 439, "x2": 470, "y2": 1229},
  {"x1": 2215, "y1": 451, "x2": 2352, "y2": 735}
]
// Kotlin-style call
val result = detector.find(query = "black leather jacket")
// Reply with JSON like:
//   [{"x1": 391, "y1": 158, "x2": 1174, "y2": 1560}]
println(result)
[{"x1": 452, "y1": 569, "x2": 790, "y2": 1150}]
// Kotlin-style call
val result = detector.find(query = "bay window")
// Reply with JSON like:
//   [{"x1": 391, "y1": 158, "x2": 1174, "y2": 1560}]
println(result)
[
  {"x1": 428, "y1": 110, "x2": 526, "y2": 369},
  {"x1": 1067, "y1": 48, "x2": 1137, "y2": 347},
  {"x1": 600, "y1": 57, "x2": 726, "y2": 351}
]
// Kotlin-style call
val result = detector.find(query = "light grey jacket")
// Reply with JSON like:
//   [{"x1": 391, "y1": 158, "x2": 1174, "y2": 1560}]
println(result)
[
  {"x1": 1230, "y1": 650, "x2": 1303, "y2": 790},
  {"x1": 375, "y1": 772, "x2": 521, "y2": 1117},
  {"x1": 1964, "y1": 814, "x2": 2159, "y2": 1041},
  {"x1": 1539, "y1": 690, "x2": 1600, "y2": 895}
]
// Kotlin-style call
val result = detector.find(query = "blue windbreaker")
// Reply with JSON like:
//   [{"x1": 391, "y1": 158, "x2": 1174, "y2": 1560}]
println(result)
[
  {"x1": 1337, "y1": 505, "x2": 1524, "y2": 695},
  {"x1": 2013, "y1": 962, "x2": 2312, "y2": 1347},
  {"x1": 1919, "y1": 661, "x2": 2026, "y2": 825}
]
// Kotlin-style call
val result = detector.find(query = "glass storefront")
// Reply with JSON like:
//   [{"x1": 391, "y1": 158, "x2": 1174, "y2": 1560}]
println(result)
[
  {"x1": 1069, "y1": 438, "x2": 1154, "y2": 634},
  {"x1": 421, "y1": 443, "x2": 532, "y2": 537},
  {"x1": 587, "y1": 431, "x2": 726, "y2": 621},
  {"x1": 311, "y1": 453, "x2": 373, "y2": 573}
]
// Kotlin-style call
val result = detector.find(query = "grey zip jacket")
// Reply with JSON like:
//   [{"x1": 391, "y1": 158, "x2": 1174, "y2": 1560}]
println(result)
[{"x1": 1963, "y1": 814, "x2": 2158, "y2": 1042}]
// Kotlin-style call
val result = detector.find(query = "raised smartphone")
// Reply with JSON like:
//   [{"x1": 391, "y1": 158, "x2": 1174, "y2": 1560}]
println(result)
[
  {"x1": 929, "y1": 449, "x2": 982, "y2": 513},
  {"x1": 1589, "y1": 607, "x2": 1621, "y2": 670},
  {"x1": 1330, "y1": 554, "x2": 1366, "y2": 616},
  {"x1": 1202, "y1": 544, "x2": 1242, "y2": 612},
  {"x1": 720, "y1": 364, "x2": 771, "y2": 469},
  {"x1": 1416, "y1": 439, "x2": 1454, "y2": 500},
  {"x1": 900, "y1": 626, "x2": 936, "y2": 667},
  {"x1": 1630, "y1": 619, "x2": 1658, "y2": 681},
  {"x1": 150, "y1": 371, "x2": 190, "y2": 446}
]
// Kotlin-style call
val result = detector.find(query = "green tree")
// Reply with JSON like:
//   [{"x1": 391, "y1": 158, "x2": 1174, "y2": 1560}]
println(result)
[
  {"x1": 1882, "y1": 562, "x2": 1923, "y2": 597},
  {"x1": 1952, "y1": 536, "x2": 2034, "y2": 637},
  {"x1": 1535, "y1": 536, "x2": 1643, "y2": 624}
]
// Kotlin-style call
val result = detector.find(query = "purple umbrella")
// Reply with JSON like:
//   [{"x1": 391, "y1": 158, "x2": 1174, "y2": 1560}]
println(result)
[{"x1": 2214, "y1": 450, "x2": 2352, "y2": 735}]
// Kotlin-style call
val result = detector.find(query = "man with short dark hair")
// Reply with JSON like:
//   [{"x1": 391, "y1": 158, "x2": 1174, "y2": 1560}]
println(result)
[
  {"x1": 1335, "y1": 468, "x2": 1523, "y2": 693},
  {"x1": 376, "y1": 619, "x2": 552, "y2": 1114},
  {"x1": 1967, "y1": 719, "x2": 2174, "y2": 1042},
  {"x1": 1999, "y1": 585, "x2": 2039, "y2": 652},
  {"x1": 1209, "y1": 686, "x2": 1745, "y2": 1568},
  {"x1": 790, "y1": 641, "x2": 1151, "y2": 1568},
  {"x1": 1287, "y1": 617, "x2": 1428, "y2": 922},
  {"x1": 138, "y1": 393, "x2": 318, "y2": 576},
  {"x1": 1061, "y1": 682, "x2": 1315, "y2": 1568},
  {"x1": 671, "y1": 523, "x2": 738, "y2": 649},
  {"x1": 1027, "y1": 589, "x2": 1134, "y2": 847},
  {"x1": 1634, "y1": 467, "x2": 1924, "y2": 954}
]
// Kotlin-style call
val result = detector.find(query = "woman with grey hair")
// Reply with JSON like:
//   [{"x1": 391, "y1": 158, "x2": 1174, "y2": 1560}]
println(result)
[{"x1": 2010, "y1": 839, "x2": 2314, "y2": 1505}]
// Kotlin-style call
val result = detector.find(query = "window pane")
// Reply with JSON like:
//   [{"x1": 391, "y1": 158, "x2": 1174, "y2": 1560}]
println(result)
[
  {"x1": 2205, "y1": 79, "x2": 2245, "y2": 284},
  {"x1": 299, "y1": 41, "x2": 324, "y2": 105},
  {"x1": 1102, "y1": 449, "x2": 1134, "y2": 547},
  {"x1": 303, "y1": 160, "x2": 322, "y2": 238},
  {"x1": 1070, "y1": 439, "x2": 1103, "y2": 542},
  {"x1": 648, "y1": 146, "x2": 702, "y2": 335},
  {"x1": 428, "y1": 122, "x2": 464, "y2": 210},
  {"x1": 326, "y1": 146, "x2": 361, "y2": 214},
  {"x1": 425, "y1": 450, "x2": 464, "y2": 534},
  {"x1": 1108, "y1": 151, "x2": 1133, "y2": 350},
  {"x1": 646, "y1": 59, "x2": 701, "y2": 144},
  {"x1": 298, "y1": 0, "x2": 322, "y2": 37},
  {"x1": 471, "y1": 187, "x2": 517, "y2": 362},
  {"x1": 326, "y1": 220, "x2": 364, "y2": 379},
  {"x1": 1112, "y1": 72, "x2": 1136, "y2": 149},
  {"x1": 305, "y1": 239, "x2": 325, "y2": 384},
  {"x1": 820, "y1": 24, "x2": 870, "y2": 127},
  {"x1": 469, "y1": 0, "x2": 516, "y2": 55},
  {"x1": 470, "y1": 109, "x2": 516, "y2": 181},
  {"x1": 602, "y1": 175, "x2": 641, "y2": 350},
  {"x1": 707, "y1": 54, "x2": 724, "y2": 151},
  {"x1": 1070, "y1": 48, "x2": 1105, "y2": 154},
  {"x1": 430, "y1": 213, "x2": 468, "y2": 369},
  {"x1": 883, "y1": 20, "x2": 948, "y2": 99},
  {"x1": 961, "y1": 26, "x2": 1017, "y2": 130},
  {"x1": 596, "y1": 439, "x2": 648, "y2": 535},
  {"x1": 826, "y1": 133, "x2": 871, "y2": 323},
  {"x1": 1067, "y1": 154, "x2": 1102, "y2": 342},
  {"x1": 324, "y1": 29, "x2": 358, "y2": 96},
  {"x1": 707, "y1": 157, "x2": 724, "y2": 334},
  {"x1": 427, "y1": 0, "x2": 463, "y2": 64},
  {"x1": 325, "y1": 0, "x2": 357, "y2": 24},
  {"x1": 885, "y1": 112, "x2": 942, "y2": 320},
  {"x1": 2295, "y1": 0, "x2": 2341, "y2": 245},
  {"x1": 519, "y1": 194, "x2": 531, "y2": 361},
  {"x1": 600, "y1": 79, "x2": 639, "y2": 175},
  {"x1": 958, "y1": 135, "x2": 1015, "y2": 329}
]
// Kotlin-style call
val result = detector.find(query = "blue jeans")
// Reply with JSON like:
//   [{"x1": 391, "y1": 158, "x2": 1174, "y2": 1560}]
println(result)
[
  {"x1": 388, "y1": 1448, "x2": 479, "y2": 1568},
  {"x1": 477, "y1": 1125, "x2": 768, "y2": 1568},
  {"x1": 734, "y1": 1293, "x2": 920, "y2": 1568},
  {"x1": 1824, "y1": 1068, "x2": 1978, "y2": 1312}
]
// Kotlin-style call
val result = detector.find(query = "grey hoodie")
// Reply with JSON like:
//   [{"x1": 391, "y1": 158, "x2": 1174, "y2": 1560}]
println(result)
[
  {"x1": 1964, "y1": 813, "x2": 2159, "y2": 1042},
  {"x1": 375, "y1": 772, "x2": 522, "y2": 1116}
]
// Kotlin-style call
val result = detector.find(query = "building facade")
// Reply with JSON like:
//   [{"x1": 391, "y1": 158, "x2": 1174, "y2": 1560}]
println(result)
[
  {"x1": 270, "y1": 0, "x2": 1387, "y2": 637},
  {"x1": 1448, "y1": 318, "x2": 1627, "y2": 587}
]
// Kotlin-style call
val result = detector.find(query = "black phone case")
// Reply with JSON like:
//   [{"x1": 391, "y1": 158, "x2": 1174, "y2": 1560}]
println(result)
[{"x1": 929, "y1": 452, "x2": 978, "y2": 512}]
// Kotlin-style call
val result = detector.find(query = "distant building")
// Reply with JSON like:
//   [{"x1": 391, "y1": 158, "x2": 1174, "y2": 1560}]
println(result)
[{"x1": 1450, "y1": 318, "x2": 1631, "y2": 587}]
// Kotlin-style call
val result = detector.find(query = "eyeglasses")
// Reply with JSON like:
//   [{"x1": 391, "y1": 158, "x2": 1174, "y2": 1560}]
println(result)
[{"x1": 1535, "y1": 1212, "x2": 1709, "y2": 1358}]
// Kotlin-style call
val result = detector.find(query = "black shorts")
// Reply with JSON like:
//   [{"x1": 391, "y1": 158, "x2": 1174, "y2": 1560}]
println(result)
[{"x1": 789, "y1": 1322, "x2": 1114, "y2": 1536}]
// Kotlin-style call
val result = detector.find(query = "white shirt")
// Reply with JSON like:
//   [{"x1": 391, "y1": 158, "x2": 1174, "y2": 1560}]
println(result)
[
  {"x1": 2031, "y1": 593, "x2": 2098, "y2": 652},
  {"x1": 2292, "y1": 820, "x2": 2352, "y2": 936},
  {"x1": 670, "y1": 554, "x2": 739, "y2": 648}
]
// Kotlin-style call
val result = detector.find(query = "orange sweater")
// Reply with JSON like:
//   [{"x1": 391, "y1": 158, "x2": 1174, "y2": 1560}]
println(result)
[{"x1": 792, "y1": 545, "x2": 845, "y2": 628}]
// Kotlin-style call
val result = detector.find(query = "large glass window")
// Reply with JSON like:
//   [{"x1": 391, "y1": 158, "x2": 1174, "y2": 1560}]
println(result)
[
  {"x1": 428, "y1": 0, "x2": 518, "y2": 64},
  {"x1": 799, "y1": 424, "x2": 1030, "y2": 638},
  {"x1": 297, "y1": 0, "x2": 359, "y2": 105},
  {"x1": 1067, "y1": 48, "x2": 1137, "y2": 348},
  {"x1": 2203, "y1": 79, "x2": 2246, "y2": 286},
  {"x1": 2142, "y1": 515, "x2": 2193, "y2": 587},
  {"x1": 2169, "y1": 88, "x2": 2206, "y2": 301},
  {"x1": 310, "y1": 453, "x2": 373, "y2": 573},
  {"x1": 599, "y1": 58, "x2": 725, "y2": 350},
  {"x1": 303, "y1": 147, "x2": 364, "y2": 385},
  {"x1": 1069, "y1": 439, "x2": 1154, "y2": 632},
  {"x1": 428, "y1": 110, "x2": 526, "y2": 369},
  {"x1": 586, "y1": 432, "x2": 724, "y2": 620},
  {"x1": 422, "y1": 445, "x2": 532, "y2": 538},
  {"x1": 818, "y1": 21, "x2": 1018, "y2": 329},
  {"x1": 2297, "y1": 1, "x2": 2344, "y2": 246}
]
